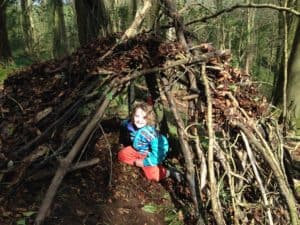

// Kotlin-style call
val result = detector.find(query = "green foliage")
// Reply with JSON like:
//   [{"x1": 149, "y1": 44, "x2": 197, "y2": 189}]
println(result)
[
  {"x1": 0, "y1": 63, "x2": 19, "y2": 83},
  {"x1": 164, "y1": 209, "x2": 184, "y2": 225},
  {"x1": 142, "y1": 203, "x2": 159, "y2": 213},
  {"x1": 142, "y1": 202, "x2": 184, "y2": 225},
  {"x1": 16, "y1": 211, "x2": 36, "y2": 225}
]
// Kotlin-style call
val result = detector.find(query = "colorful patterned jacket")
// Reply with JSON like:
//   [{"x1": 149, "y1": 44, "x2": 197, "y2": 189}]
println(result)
[{"x1": 120, "y1": 120, "x2": 169, "y2": 166}]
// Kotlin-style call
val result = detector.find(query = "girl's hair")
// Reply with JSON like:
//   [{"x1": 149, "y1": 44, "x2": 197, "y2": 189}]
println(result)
[{"x1": 131, "y1": 102, "x2": 156, "y2": 126}]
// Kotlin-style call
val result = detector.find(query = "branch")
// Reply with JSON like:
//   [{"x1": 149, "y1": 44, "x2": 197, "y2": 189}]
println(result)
[
  {"x1": 28, "y1": 158, "x2": 100, "y2": 182},
  {"x1": 201, "y1": 63, "x2": 226, "y2": 225},
  {"x1": 186, "y1": 3, "x2": 300, "y2": 27},
  {"x1": 233, "y1": 121, "x2": 299, "y2": 225},
  {"x1": 116, "y1": 56, "x2": 208, "y2": 85},
  {"x1": 99, "y1": 0, "x2": 153, "y2": 61},
  {"x1": 34, "y1": 85, "x2": 119, "y2": 225},
  {"x1": 123, "y1": 0, "x2": 153, "y2": 39},
  {"x1": 97, "y1": 123, "x2": 113, "y2": 188},
  {"x1": 241, "y1": 131, "x2": 274, "y2": 225},
  {"x1": 161, "y1": 76, "x2": 199, "y2": 217}
]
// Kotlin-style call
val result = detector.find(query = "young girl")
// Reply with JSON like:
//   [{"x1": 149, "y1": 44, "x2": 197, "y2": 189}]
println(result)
[{"x1": 118, "y1": 102, "x2": 182, "y2": 182}]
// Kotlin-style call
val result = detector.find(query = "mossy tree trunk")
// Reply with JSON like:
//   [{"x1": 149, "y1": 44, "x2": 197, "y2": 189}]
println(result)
[
  {"x1": 51, "y1": 0, "x2": 69, "y2": 58},
  {"x1": 21, "y1": 0, "x2": 35, "y2": 56}
]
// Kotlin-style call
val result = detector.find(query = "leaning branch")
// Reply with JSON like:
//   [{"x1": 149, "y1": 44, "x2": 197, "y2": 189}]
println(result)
[
  {"x1": 241, "y1": 132, "x2": 274, "y2": 225},
  {"x1": 34, "y1": 85, "x2": 119, "y2": 225},
  {"x1": 201, "y1": 63, "x2": 226, "y2": 225},
  {"x1": 233, "y1": 121, "x2": 299, "y2": 225}
]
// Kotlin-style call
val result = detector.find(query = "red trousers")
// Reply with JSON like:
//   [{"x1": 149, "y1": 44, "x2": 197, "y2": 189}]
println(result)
[{"x1": 118, "y1": 146, "x2": 167, "y2": 181}]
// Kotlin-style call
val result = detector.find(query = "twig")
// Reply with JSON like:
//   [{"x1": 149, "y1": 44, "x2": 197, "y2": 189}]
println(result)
[
  {"x1": 186, "y1": 3, "x2": 300, "y2": 27},
  {"x1": 241, "y1": 131, "x2": 274, "y2": 225},
  {"x1": 97, "y1": 123, "x2": 113, "y2": 188},
  {"x1": 7, "y1": 94, "x2": 25, "y2": 113}
]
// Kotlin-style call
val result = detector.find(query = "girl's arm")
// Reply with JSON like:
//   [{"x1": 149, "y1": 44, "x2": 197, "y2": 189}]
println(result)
[{"x1": 143, "y1": 135, "x2": 169, "y2": 166}]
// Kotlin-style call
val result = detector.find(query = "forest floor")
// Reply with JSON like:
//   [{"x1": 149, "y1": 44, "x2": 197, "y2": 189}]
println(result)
[{"x1": 0, "y1": 124, "x2": 191, "y2": 225}]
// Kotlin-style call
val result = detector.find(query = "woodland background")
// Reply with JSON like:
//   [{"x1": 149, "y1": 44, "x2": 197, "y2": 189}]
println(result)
[{"x1": 1, "y1": 0, "x2": 300, "y2": 225}]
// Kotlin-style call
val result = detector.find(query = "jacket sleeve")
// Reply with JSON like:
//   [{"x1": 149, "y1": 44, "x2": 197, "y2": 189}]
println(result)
[{"x1": 143, "y1": 134, "x2": 169, "y2": 166}]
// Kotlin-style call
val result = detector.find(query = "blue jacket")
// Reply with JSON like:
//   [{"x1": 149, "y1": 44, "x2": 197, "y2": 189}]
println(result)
[{"x1": 121, "y1": 120, "x2": 169, "y2": 166}]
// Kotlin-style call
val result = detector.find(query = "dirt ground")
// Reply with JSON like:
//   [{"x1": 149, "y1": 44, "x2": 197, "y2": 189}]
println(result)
[{"x1": 0, "y1": 129, "x2": 191, "y2": 225}]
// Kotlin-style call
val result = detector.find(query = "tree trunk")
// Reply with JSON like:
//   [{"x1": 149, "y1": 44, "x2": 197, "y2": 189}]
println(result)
[
  {"x1": 214, "y1": 0, "x2": 225, "y2": 50},
  {"x1": 144, "y1": 0, "x2": 160, "y2": 31},
  {"x1": 287, "y1": 19, "x2": 300, "y2": 134},
  {"x1": 74, "y1": 0, "x2": 111, "y2": 46},
  {"x1": 244, "y1": 0, "x2": 255, "y2": 75},
  {"x1": 0, "y1": 0, "x2": 12, "y2": 62},
  {"x1": 21, "y1": 0, "x2": 35, "y2": 55},
  {"x1": 51, "y1": 0, "x2": 69, "y2": 58},
  {"x1": 273, "y1": 0, "x2": 299, "y2": 104}
]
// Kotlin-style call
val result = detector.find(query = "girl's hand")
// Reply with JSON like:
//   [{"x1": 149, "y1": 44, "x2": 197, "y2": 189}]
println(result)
[{"x1": 134, "y1": 160, "x2": 144, "y2": 167}]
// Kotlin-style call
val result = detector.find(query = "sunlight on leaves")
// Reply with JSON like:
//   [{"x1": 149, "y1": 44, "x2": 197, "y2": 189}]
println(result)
[
  {"x1": 107, "y1": 92, "x2": 113, "y2": 100},
  {"x1": 142, "y1": 203, "x2": 158, "y2": 214},
  {"x1": 22, "y1": 211, "x2": 36, "y2": 217},
  {"x1": 164, "y1": 209, "x2": 184, "y2": 225}
]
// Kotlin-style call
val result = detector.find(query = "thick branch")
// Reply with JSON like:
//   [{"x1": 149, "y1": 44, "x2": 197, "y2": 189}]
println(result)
[
  {"x1": 186, "y1": 3, "x2": 300, "y2": 27},
  {"x1": 201, "y1": 64, "x2": 226, "y2": 225},
  {"x1": 123, "y1": 0, "x2": 153, "y2": 39},
  {"x1": 161, "y1": 77, "x2": 199, "y2": 216}
]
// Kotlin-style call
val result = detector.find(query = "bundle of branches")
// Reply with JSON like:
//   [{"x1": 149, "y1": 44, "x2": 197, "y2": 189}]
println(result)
[
  {"x1": 159, "y1": 45, "x2": 298, "y2": 225},
  {"x1": 0, "y1": 22, "x2": 299, "y2": 225}
]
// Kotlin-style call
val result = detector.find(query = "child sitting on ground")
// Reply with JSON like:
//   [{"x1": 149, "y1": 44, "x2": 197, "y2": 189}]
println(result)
[{"x1": 118, "y1": 102, "x2": 182, "y2": 182}]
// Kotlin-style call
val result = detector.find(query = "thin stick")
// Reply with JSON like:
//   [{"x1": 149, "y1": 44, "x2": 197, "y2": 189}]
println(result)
[
  {"x1": 241, "y1": 131, "x2": 274, "y2": 225},
  {"x1": 98, "y1": 123, "x2": 113, "y2": 188},
  {"x1": 201, "y1": 63, "x2": 226, "y2": 225},
  {"x1": 7, "y1": 94, "x2": 25, "y2": 113}
]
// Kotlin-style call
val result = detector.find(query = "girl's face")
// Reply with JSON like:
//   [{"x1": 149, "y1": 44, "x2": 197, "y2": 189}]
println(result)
[{"x1": 133, "y1": 108, "x2": 147, "y2": 128}]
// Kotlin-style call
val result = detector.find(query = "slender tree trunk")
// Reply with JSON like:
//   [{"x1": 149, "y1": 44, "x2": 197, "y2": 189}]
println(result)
[
  {"x1": 51, "y1": 0, "x2": 69, "y2": 58},
  {"x1": 0, "y1": 0, "x2": 12, "y2": 62},
  {"x1": 244, "y1": 0, "x2": 255, "y2": 75},
  {"x1": 21, "y1": 0, "x2": 35, "y2": 55},
  {"x1": 273, "y1": 0, "x2": 299, "y2": 104},
  {"x1": 214, "y1": 0, "x2": 225, "y2": 50}
]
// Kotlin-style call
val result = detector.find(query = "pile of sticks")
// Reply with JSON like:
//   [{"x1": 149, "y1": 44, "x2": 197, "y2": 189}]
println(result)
[{"x1": 0, "y1": 3, "x2": 299, "y2": 222}]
